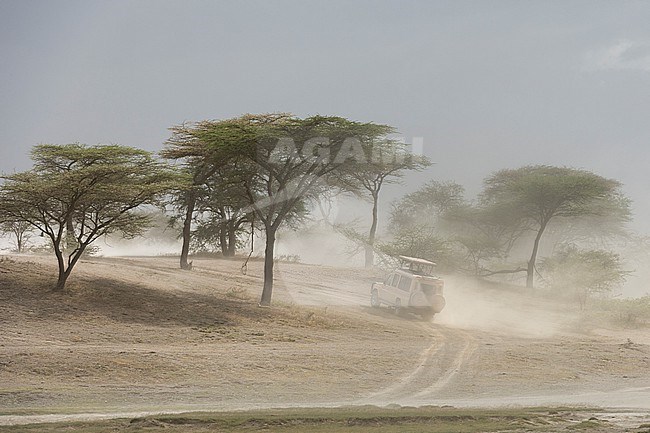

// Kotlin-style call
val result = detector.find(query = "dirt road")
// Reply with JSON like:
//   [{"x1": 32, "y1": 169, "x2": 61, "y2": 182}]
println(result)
[{"x1": 1, "y1": 255, "x2": 649, "y2": 426}]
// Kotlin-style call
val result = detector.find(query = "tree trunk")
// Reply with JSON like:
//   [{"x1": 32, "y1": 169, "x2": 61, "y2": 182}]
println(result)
[
  {"x1": 364, "y1": 193, "x2": 379, "y2": 268},
  {"x1": 53, "y1": 249, "x2": 67, "y2": 292},
  {"x1": 219, "y1": 226, "x2": 228, "y2": 256},
  {"x1": 259, "y1": 227, "x2": 276, "y2": 306},
  {"x1": 227, "y1": 223, "x2": 237, "y2": 257},
  {"x1": 527, "y1": 220, "x2": 548, "y2": 289},
  {"x1": 180, "y1": 190, "x2": 197, "y2": 270},
  {"x1": 55, "y1": 268, "x2": 72, "y2": 291},
  {"x1": 53, "y1": 245, "x2": 85, "y2": 292}
]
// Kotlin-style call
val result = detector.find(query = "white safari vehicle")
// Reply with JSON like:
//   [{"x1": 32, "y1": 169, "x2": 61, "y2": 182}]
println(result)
[{"x1": 370, "y1": 256, "x2": 445, "y2": 320}]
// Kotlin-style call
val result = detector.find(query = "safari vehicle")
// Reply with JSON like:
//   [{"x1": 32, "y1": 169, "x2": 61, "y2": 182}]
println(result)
[{"x1": 370, "y1": 256, "x2": 445, "y2": 320}]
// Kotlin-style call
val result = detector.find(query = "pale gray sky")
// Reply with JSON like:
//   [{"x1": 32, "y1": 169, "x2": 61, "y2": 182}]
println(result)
[{"x1": 2, "y1": 0, "x2": 650, "y2": 229}]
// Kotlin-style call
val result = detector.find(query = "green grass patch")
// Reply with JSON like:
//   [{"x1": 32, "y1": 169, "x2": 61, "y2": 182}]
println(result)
[
  {"x1": 0, "y1": 406, "x2": 600, "y2": 433},
  {"x1": 567, "y1": 419, "x2": 603, "y2": 429}
]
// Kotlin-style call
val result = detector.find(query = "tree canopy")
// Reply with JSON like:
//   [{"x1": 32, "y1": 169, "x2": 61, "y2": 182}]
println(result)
[
  {"x1": 382, "y1": 181, "x2": 466, "y2": 271},
  {"x1": 389, "y1": 180, "x2": 465, "y2": 234}
]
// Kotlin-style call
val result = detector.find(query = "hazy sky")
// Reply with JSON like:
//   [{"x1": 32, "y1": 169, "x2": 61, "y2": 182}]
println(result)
[{"x1": 2, "y1": 0, "x2": 650, "y2": 229}]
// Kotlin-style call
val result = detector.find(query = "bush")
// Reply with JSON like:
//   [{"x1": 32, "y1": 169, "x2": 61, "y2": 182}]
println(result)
[
  {"x1": 539, "y1": 245, "x2": 627, "y2": 309},
  {"x1": 591, "y1": 295, "x2": 650, "y2": 328}
]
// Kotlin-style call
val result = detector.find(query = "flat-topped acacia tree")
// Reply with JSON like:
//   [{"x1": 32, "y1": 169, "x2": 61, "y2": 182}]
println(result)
[
  {"x1": 0, "y1": 144, "x2": 178, "y2": 291},
  {"x1": 480, "y1": 165, "x2": 631, "y2": 288},
  {"x1": 191, "y1": 114, "x2": 396, "y2": 306}
]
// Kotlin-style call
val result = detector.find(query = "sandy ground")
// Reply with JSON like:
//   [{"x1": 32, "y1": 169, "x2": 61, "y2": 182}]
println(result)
[{"x1": 1, "y1": 254, "x2": 649, "y2": 427}]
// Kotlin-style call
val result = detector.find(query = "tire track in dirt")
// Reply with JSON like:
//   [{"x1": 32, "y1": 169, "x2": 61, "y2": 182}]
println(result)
[
  {"x1": 355, "y1": 326, "x2": 447, "y2": 404},
  {"x1": 357, "y1": 324, "x2": 477, "y2": 406},
  {"x1": 278, "y1": 267, "x2": 481, "y2": 407},
  {"x1": 410, "y1": 327, "x2": 478, "y2": 401}
]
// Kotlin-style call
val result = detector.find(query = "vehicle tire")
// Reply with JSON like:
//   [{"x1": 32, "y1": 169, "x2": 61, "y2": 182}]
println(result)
[
  {"x1": 394, "y1": 298, "x2": 401, "y2": 316},
  {"x1": 370, "y1": 289, "x2": 380, "y2": 308}
]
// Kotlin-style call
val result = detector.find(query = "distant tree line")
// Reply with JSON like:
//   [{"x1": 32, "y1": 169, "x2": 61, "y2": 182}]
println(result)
[
  {"x1": 380, "y1": 166, "x2": 631, "y2": 304},
  {"x1": 0, "y1": 114, "x2": 632, "y2": 308}
]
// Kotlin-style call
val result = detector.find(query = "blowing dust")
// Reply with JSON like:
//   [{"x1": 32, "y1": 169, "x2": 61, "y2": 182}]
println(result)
[{"x1": 430, "y1": 275, "x2": 573, "y2": 338}]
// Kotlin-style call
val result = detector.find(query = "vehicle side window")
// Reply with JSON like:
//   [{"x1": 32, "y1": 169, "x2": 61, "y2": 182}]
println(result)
[
  {"x1": 398, "y1": 276, "x2": 412, "y2": 291},
  {"x1": 390, "y1": 274, "x2": 400, "y2": 287}
]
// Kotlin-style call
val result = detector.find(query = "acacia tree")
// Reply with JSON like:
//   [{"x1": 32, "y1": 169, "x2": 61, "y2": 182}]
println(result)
[
  {"x1": 0, "y1": 220, "x2": 32, "y2": 253},
  {"x1": 0, "y1": 144, "x2": 178, "y2": 291},
  {"x1": 193, "y1": 114, "x2": 395, "y2": 306},
  {"x1": 337, "y1": 141, "x2": 430, "y2": 267},
  {"x1": 481, "y1": 165, "x2": 631, "y2": 288},
  {"x1": 383, "y1": 181, "x2": 466, "y2": 270},
  {"x1": 162, "y1": 124, "x2": 225, "y2": 269}
]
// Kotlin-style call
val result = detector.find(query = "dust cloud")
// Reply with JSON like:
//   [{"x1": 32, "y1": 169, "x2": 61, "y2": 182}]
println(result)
[
  {"x1": 275, "y1": 224, "x2": 363, "y2": 268},
  {"x1": 434, "y1": 275, "x2": 570, "y2": 338},
  {"x1": 96, "y1": 237, "x2": 181, "y2": 257},
  {"x1": 270, "y1": 237, "x2": 577, "y2": 341}
]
